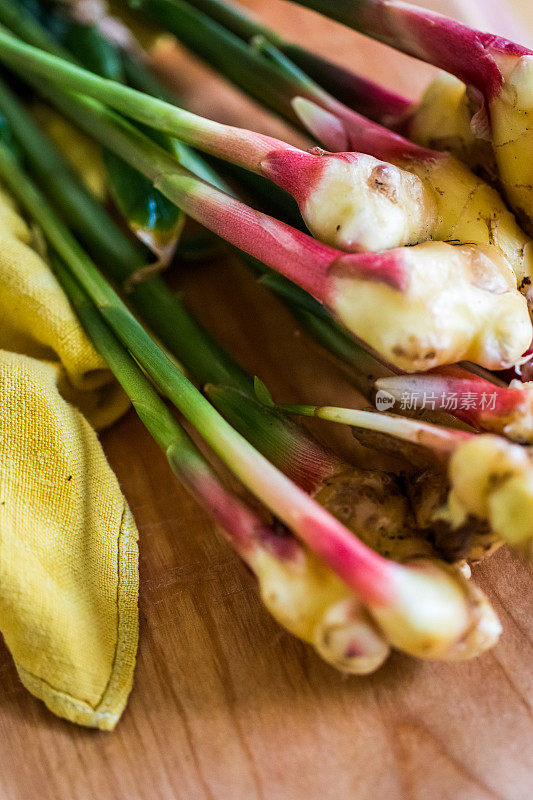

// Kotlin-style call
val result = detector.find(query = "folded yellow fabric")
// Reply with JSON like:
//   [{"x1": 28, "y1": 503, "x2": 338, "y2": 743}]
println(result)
[{"x1": 0, "y1": 186, "x2": 139, "y2": 730}]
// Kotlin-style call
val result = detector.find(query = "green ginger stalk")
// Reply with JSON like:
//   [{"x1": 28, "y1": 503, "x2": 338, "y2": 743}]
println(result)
[
  {"x1": 0, "y1": 75, "x2": 250, "y2": 393},
  {"x1": 21, "y1": 0, "x2": 395, "y2": 398},
  {"x1": 172, "y1": 0, "x2": 413, "y2": 124},
  {"x1": 1, "y1": 0, "x2": 186, "y2": 259},
  {"x1": 0, "y1": 11, "x2": 514, "y2": 576},
  {"x1": 170, "y1": 0, "x2": 509, "y2": 180},
  {"x1": 27, "y1": 0, "x2": 532, "y2": 568}
]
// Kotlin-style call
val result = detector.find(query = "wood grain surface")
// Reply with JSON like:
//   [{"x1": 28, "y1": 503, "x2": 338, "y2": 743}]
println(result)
[{"x1": 2, "y1": 2, "x2": 533, "y2": 798}]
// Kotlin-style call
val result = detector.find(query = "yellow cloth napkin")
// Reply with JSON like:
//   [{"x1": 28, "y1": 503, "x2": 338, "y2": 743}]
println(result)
[{"x1": 0, "y1": 187, "x2": 139, "y2": 730}]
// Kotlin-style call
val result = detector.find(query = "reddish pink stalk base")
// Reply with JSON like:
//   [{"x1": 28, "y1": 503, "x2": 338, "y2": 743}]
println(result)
[
  {"x1": 332, "y1": 250, "x2": 409, "y2": 292},
  {"x1": 304, "y1": 0, "x2": 532, "y2": 100},
  {"x1": 290, "y1": 46, "x2": 414, "y2": 128},
  {"x1": 301, "y1": 514, "x2": 393, "y2": 606},
  {"x1": 194, "y1": 124, "x2": 300, "y2": 174},
  {"x1": 276, "y1": 446, "x2": 341, "y2": 495},
  {"x1": 374, "y1": 3, "x2": 507, "y2": 99},
  {"x1": 260, "y1": 147, "x2": 328, "y2": 202},
  {"x1": 185, "y1": 467, "x2": 302, "y2": 565},
  {"x1": 184, "y1": 183, "x2": 410, "y2": 301},
  {"x1": 186, "y1": 186, "x2": 334, "y2": 298},
  {"x1": 204, "y1": 384, "x2": 342, "y2": 494},
  {"x1": 381, "y1": 366, "x2": 528, "y2": 429},
  {"x1": 181, "y1": 454, "x2": 395, "y2": 607},
  {"x1": 261, "y1": 148, "x2": 403, "y2": 205},
  {"x1": 293, "y1": 96, "x2": 434, "y2": 164}
]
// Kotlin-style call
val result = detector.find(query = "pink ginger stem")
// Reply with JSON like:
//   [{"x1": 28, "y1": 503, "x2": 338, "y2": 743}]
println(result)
[
  {"x1": 295, "y1": 0, "x2": 532, "y2": 100},
  {"x1": 182, "y1": 465, "x2": 302, "y2": 566},
  {"x1": 237, "y1": 32, "x2": 435, "y2": 162},
  {"x1": 294, "y1": 0, "x2": 532, "y2": 134},
  {"x1": 261, "y1": 147, "x2": 382, "y2": 204},
  {"x1": 175, "y1": 117, "x2": 300, "y2": 174},
  {"x1": 165, "y1": 361, "x2": 395, "y2": 610},
  {"x1": 247, "y1": 33, "x2": 433, "y2": 161},
  {"x1": 187, "y1": 409, "x2": 396, "y2": 606},
  {"x1": 379, "y1": 366, "x2": 527, "y2": 428},
  {"x1": 318, "y1": 98, "x2": 430, "y2": 161},
  {"x1": 0, "y1": 23, "x2": 300, "y2": 175},
  {"x1": 259, "y1": 148, "x2": 333, "y2": 203},
  {"x1": 313, "y1": 405, "x2": 473, "y2": 453},
  {"x1": 161, "y1": 173, "x2": 408, "y2": 300},
  {"x1": 444, "y1": 0, "x2": 533, "y2": 46},
  {"x1": 177, "y1": 181, "x2": 335, "y2": 297},
  {"x1": 292, "y1": 94, "x2": 433, "y2": 164},
  {"x1": 40, "y1": 77, "x2": 408, "y2": 313},
  {"x1": 289, "y1": 0, "x2": 532, "y2": 135},
  {"x1": 298, "y1": 512, "x2": 393, "y2": 604}
]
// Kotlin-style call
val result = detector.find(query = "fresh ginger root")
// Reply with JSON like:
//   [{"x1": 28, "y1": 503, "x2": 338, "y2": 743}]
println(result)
[
  {"x1": 329, "y1": 241, "x2": 531, "y2": 373},
  {"x1": 440, "y1": 434, "x2": 533, "y2": 563},
  {"x1": 292, "y1": 97, "x2": 533, "y2": 307},
  {"x1": 407, "y1": 74, "x2": 498, "y2": 183}
]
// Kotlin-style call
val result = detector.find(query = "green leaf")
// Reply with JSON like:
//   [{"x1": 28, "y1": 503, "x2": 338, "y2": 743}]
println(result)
[
  {"x1": 250, "y1": 35, "x2": 314, "y2": 87},
  {"x1": 103, "y1": 148, "x2": 185, "y2": 260},
  {"x1": 253, "y1": 376, "x2": 275, "y2": 407}
]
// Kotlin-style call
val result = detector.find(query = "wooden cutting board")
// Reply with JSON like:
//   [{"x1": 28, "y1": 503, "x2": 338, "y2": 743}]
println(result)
[{"x1": 1, "y1": 2, "x2": 533, "y2": 798}]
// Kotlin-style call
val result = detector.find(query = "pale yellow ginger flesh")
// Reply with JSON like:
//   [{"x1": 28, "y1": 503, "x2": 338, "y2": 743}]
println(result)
[
  {"x1": 313, "y1": 465, "x2": 501, "y2": 658},
  {"x1": 253, "y1": 513, "x2": 500, "y2": 663},
  {"x1": 254, "y1": 464, "x2": 500, "y2": 664},
  {"x1": 382, "y1": 76, "x2": 533, "y2": 299},
  {"x1": 313, "y1": 598, "x2": 390, "y2": 675},
  {"x1": 442, "y1": 434, "x2": 533, "y2": 561},
  {"x1": 330, "y1": 241, "x2": 532, "y2": 372},
  {"x1": 302, "y1": 153, "x2": 437, "y2": 252},
  {"x1": 409, "y1": 74, "x2": 497, "y2": 179},
  {"x1": 490, "y1": 54, "x2": 533, "y2": 236},
  {"x1": 251, "y1": 547, "x2": 390, "y2": 674},
  {"x1": 370, "y1": 558, "x2": 501, "y2": 660},
  {"x1": 409, "y1": 64, "x2": 533, "y2": 258},
  {"x1": 406, "y1": 155, "x2": 533, "y2": 293}
]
